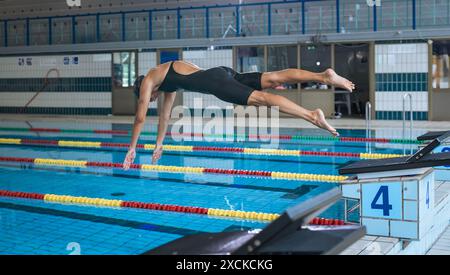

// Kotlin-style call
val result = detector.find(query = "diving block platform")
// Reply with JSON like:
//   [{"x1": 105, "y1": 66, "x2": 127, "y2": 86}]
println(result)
[
  {"x1": 339, "y1": 134, "x2": 450, "y2": 254},
  {"x1": 417, "y1": 130, "x2": 450, "y2": 181},
  {"x1": 145, "y1": 188, "x2": 366, "y2": 255},
  {"x1": 340, "y1": 181, "x2": 450, "y2": 255}
]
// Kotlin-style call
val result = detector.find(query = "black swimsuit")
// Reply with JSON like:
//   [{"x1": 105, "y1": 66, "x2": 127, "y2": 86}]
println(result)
[{"x1": 158, "y1": 62, "x2": 262, "y2": 105}]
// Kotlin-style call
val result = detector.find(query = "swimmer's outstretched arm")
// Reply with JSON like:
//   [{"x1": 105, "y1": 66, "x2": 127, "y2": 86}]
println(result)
[
  {"x1": 151, "y1": 92, "x2": 177, "y2": 163},
  {"x1": 123, "y1": 77, "x2": 153, "y2": 170}
]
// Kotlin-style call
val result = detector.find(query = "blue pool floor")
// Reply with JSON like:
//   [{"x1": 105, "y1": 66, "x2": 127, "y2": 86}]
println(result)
[{"x1": 0, "y1": 122, "x2": 410, "y2": 254}]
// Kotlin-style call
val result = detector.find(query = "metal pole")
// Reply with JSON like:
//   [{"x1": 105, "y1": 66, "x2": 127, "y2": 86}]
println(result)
[
  {"x1": 205, "y1": 7, "x2": 210, "y2": 38},
  {"x1": 149, "y1": 11, "x2": 152, "y2": 40},
  {"x1": 402, "y1": 93, "x2": 413, "y2": 154},
  {"x1": 48, "y1": 17, "x2": 52, "y2": 45},
  {"x1": 71, "y1": 16, "x2": 76, "y2": 44},
  {"x1": 236, "y1": 5, "x2": 240, "y2": 37},
  {"x1": 301, "y1": 0, "x2": 305, "y2": 34},
  {"x1": 365, "y1": 102, "x2": 372, "y2": 153},
  {"x1": 268, "y1": 3, "x2": 272, "y2": 36},
  {"x1": 373, "y1": 3, "x2": 377, "y2": 31},
  {"x1": 96, "y1": 14, "x2": 100, "y2": 42},
  {"x1": 177, "y1": 8, "x2": 181, "y2": 39},
  {"x1": 336, "y1": 0, "x2": 340, "y2": 33},
  {"x1": 409, "y1": 94, "x2": 413, "y2": 153},
  {"x1": 121, "y1": 12, "x2": 126, "y2": 42},
  {"x1": 344, "y1": 198, "x2": 348, "y2": 223},
  {"x1": 26, "y1": 18, "x2": 30, "y2": 46},
  {"x1": 4, "y1": 20, "x2": 8, "y2": 47}
]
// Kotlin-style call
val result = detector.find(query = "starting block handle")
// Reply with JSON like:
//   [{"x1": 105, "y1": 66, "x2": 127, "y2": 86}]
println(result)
[
  {"x1": 407, "y1": 131, "x2": 450, "y2": 163},
  {"x1": 417, "y1": 130, "x2": 450, "y2": 141}
]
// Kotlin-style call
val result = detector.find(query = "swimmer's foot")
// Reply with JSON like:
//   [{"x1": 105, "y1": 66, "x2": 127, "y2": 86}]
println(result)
[
  {"x1": 311, "y1": 109, "x2": 339, "y2": 137},
  {"x1": 323, "y1": 68, "x2": 355, "y2": 92}
]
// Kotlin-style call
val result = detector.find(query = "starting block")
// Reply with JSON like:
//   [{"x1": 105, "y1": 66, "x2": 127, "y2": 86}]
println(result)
[
  {"x1": 145, "y1": 188, "x2": 365, "y2": 255},
  {"x1": 339, "y1": 132, "x2": 450, "y2": 242},
  {"x1": 417, "y1": 130, "x2": 450, "y2": 181}
]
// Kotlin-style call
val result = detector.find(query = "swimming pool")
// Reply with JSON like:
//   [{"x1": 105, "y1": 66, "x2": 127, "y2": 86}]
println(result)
[{"x1": 0, "y1": 121, "x2": 418, "y2": 255}]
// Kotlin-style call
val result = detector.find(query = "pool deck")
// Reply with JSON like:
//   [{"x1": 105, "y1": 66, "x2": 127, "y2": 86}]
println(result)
[
  {"x1": 427, "y1": 226, "x2": 450, "y2": 255},
  {"x1": 1, "y1": 114, "x2": 450, "y2": 131},
  {"x1": 340, "y1": 180, "x2": 450, "y2": 255}
]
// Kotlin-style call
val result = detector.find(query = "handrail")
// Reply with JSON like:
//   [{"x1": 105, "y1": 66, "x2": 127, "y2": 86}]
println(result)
[
  {"x1": 365, "y1": 102, "x2": 372, "y2": 153},
  {"x1": 343, "y1": 197, "x2": 360, "y2": 224},
  {"x1": 402, "y1": 93, "x2": 413, "y2": 154},
  {"x1": 20, "y1": 68, "x2": 60, "y2": 114}
]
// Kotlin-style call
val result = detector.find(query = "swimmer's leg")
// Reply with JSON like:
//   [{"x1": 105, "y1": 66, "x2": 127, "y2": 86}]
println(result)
[
  {"x1": 261, "y1": 68, "x2": 355, "y2": 92},
  {"x1": 247, "y1": 90, "x2": 339, "y2": 136}
]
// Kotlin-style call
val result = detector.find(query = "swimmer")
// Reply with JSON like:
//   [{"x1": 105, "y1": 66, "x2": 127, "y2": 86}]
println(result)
[{"x1": 123, "y1": 61, "x2": 355, "y2": 169}]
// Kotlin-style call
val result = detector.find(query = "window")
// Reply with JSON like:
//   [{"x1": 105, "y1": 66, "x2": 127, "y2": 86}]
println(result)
[
  {"x1": 267, "y1": 45, "x2": 298, "y2": 89},
  {"x1": 300, "y1": 44, "x2": 331, "y2": 90},
  {"x1": 113, "y1": 52, "x2": 136, "y2": 88},
  {"x1": 235, "y1": 46, "x2": 265, "y2": 73},
  {"x1": 432, "y1": 40, "x2": 450, "y2": 90}
]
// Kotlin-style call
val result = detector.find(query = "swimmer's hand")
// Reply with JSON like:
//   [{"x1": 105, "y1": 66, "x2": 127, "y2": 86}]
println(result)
[
  {"x1": 152, "y1": 144, "x2": 163, "y2": 164},
  {"x1": 123, "y1": 149, "x2": 136, "y2": 170},
  {"x1": 274, "y1": 85, "x2": 287, "y2": 90}
]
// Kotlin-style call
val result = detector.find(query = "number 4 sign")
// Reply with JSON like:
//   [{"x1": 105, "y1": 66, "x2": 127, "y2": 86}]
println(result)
[
  {"x1": 362, "y1": 182, "x2": 402, "y2": 219},
  {"x1": 371, "y1": 186, "x2": 393, "y2": 216}
]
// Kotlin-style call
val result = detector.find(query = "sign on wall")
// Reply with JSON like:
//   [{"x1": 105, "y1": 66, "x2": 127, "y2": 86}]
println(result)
[
  {"x1": 18, "y1": 57, "x2": 32, "y2": 66},
  {"x1": 63, "y1": 56, "x2": 79, "y2": 65}
]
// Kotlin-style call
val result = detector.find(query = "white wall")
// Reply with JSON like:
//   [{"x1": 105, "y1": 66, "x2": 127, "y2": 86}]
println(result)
[
  {"x1": 374, "y1": 43, "x2": 429, "y2": 120},
  {"x1": 0, "y1": 54, "x2": 111, "y2": 110},
  {"x1": 0, "y1": 49, "x2": 238, "y2": 113},
  {"x1": 0, "y1": 54, "x2": 111, "y2": 78}
]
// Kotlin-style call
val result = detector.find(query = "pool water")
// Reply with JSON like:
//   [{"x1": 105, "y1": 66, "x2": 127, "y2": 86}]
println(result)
[{"x1": 0, "y1": 121, "x2": 413, "y2": 255}]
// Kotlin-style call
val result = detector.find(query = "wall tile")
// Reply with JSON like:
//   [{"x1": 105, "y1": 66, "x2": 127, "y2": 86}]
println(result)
[{"x1": 375, "y1": 43, "x2": 429, "y2": 120}]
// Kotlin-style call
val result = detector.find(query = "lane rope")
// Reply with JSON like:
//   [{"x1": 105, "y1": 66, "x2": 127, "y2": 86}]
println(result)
[
  {"x1": 0, "y1": 138, "x2": 403, "y2": 160},
  {"x1": 0, "y1": 189, "x2": 346, "y2": 225},
  {"x1": 0, "y1": 127, "x2": 423, "y2": 144},
  {"x1": 0, "y1": 156, "x2": 348, "y2": 183}
]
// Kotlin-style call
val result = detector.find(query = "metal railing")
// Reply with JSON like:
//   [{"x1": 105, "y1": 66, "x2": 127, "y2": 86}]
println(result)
[
  {"x1": 20, "y1": 68, "x2": 60, "y2": 114},
  {"x1": 402, "y1": 93, "x2": 414, "y2": 154},
  {"x1": 365, "y1": 101, "x2": 372, "y2": 153},
  {"x1": 343, "y1": 198, "x2": 360, "y2": 224},
  {"x1": 1, "y1": 0, "x2": 449, "y2": 48}
]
